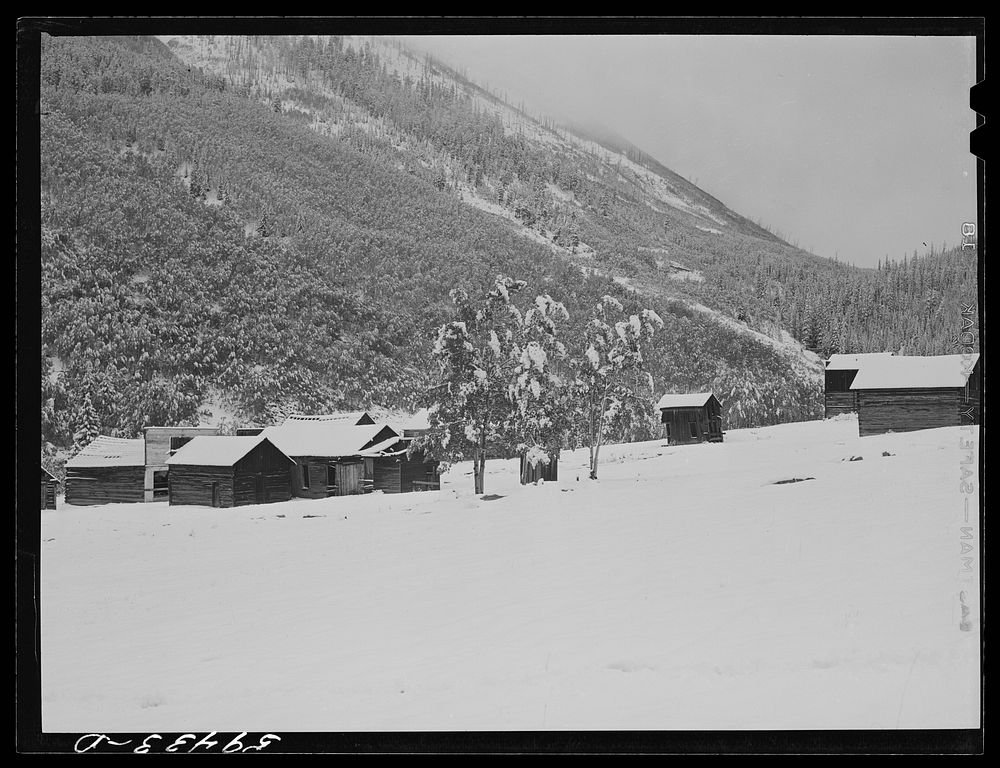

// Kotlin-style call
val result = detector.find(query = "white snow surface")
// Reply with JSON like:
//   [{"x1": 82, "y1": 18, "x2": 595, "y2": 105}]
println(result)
[{"x1": 42, "y1": 417, "x2": 980, "y2": 732}]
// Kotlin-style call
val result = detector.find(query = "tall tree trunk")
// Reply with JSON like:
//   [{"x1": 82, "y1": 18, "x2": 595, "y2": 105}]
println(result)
[{"x1": 474, "y1": 429, "x2": 487, "y2": 495}]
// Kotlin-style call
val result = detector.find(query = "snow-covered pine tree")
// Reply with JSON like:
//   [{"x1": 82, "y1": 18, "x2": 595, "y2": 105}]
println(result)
[
  {"x1": 570, "y1": 295, "x2": 663, "y2": 480},
  {"x1": 509, "y1": 293, "x2": 571, "y2": 484},
  {"x1": 72, "y1": 392, "x2": 101, "y2": 454},
  {"x1": 422, "y1": 275, "x2": 528, "y2": 495}
]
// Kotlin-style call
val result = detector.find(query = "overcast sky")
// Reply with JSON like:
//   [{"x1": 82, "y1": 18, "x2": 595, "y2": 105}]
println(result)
[{"x1": 398, "y1": 34, "x2": 977, "y2": 267}]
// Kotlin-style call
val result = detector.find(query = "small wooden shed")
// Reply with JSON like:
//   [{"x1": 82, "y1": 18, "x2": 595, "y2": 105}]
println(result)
[
  {"x1": 368, "y1": 440, "x2": 442, "y2": 493},
  {"x1": 41, "y1": 467, "x2": 58, "y2": 509},
  {"x1": 166, "y1": 435, "x2": 295, "y2": 507},
  {"x1": 851, "y1": 353, "x2": 981, "y2": 437},
  {"x1": 64, "y1": 436, "x2": 146, "y2": 505},
  {"x1": 656, "y1": 393, "x2": 724, "y2": 445},
  {"x1": 824, "y1": 353, "x2": 893, "y2": 417}
]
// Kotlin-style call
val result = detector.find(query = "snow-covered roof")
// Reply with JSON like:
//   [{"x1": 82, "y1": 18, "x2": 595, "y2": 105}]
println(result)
[
  {"x1": 260, "y1": 421, "x2": 399, "y2": 458},
  {"x1": 65, "y1": 436, "x2": 145, "y2": 468},
  {"x1": 166, "y1": 435, "x2": 291, "y2": 467},
  {"x1": 282, "y1": 412, "x2": 374, "y2": 426},
  {"x1": 825, "y1": 352, "x2": 894, "y2": 371},
  {"x1": 42, "y1": 466, "x2": 57, "y2": 481},
  {"x1": 656, "y1": 392, "x2": 716, "y2": 410},
  {"x1": 359, "y1": 435, "x2": 407, "y2": 457},
  {"x1": 850, "y1": 353, "x2": 980, "y2": 390}
]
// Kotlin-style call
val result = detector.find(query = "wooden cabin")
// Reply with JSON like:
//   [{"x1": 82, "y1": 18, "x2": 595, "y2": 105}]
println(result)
[
  {"x1": 261, "y1": 418, "x2": 403, "y2": 498},
  {"x1": 143, "y1": 426, "x2": 220, "y2": 501},
  {"x1": 41, "y1": 467, "x2": 58, "y2": 509},
  {"x1": 64, "y1": 436, "x2": 146, "y2": 505},
  {"x1": 824, "y1": 353, "x2": 893, "y2": 417},
  {"x1": 519, "y1": 452, "x2": 558, "y2": 484},
  {"x1": 851, "y1": 353, "x2": 981, "y2": 437},
  {"x1": 166, "y1": 436, "x2": 295, "y2": 507},
  {"x1": 656, "y1": 393, "x2": 724, "y2": 445}
]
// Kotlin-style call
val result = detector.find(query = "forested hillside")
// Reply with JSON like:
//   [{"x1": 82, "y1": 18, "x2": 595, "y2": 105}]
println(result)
[{"x1": 38, "y1": 34, "x2": 978, "y2": 469}]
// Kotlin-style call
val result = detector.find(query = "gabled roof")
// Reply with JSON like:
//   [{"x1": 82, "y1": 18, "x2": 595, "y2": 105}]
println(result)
[
  {"x1": 65, "y1": 436, "x2": 145, "y2": 468},
  {"x1": 850, "y1": 353, "x2": 980, "y2": 390},
  {"x1": 260, "y1": 421, "x2": 399, "y2": 458},
  {"x1": 166, "y1": 435, "x2": 293, "y2": 467},
  {"x1": 359, "y1": 435, "x2": 409, "y2": 457},
  {"x1": 656, "y1": 392, "x2": 717, "y2": 410},
  {"x1": 825, "y1": 352, "x2": 894, "y2": 371},
  {"x1": 42, "y1": 466, "x2": 57, "y2": 482}
]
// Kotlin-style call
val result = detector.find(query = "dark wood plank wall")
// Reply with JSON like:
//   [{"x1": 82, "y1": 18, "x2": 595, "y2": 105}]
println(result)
[
  {"x1": 41, "y1": 479, "x2": 58, "y2": 509},
  {"x1": 825, "y1": 369, "x2": 860, "y2": 417},
  {"x1": 168, "y1": 466, "x2": 233, "y2": 507},
  {"x1": 660, "y1": 407, "x2": 707, "y2": 445},
  {"x1": 233, "y1": 470, "x2": 293, "y2": 506},
  {"x1": 825, "y1": 391, "x2": 858, "y2": 417},
  {"x1": 400, "y1": 456, "x2": 439, "y2": 492},
  {"x1": 288, "y1": 458, "x2": 330, "y2": 499},
  {"x1": 65, "y1": 466, "x2": 145, "y2": 505},
  {"x1": 856, "y1": 388, "x2": 963, "y2": 436},
  {"x1": 373, "y1": 458, "x2": 401, "y2": 494}
]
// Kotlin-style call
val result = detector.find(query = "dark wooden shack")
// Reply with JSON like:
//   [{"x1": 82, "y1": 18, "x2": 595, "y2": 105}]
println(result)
[
  {"x1": 824, "y1": 353, "x2": 893, "y2": 417},
  {"x1": 261, "y1": 418, "x2": 403, "y2": 498},
  {"x1": 64, "y1": 435, "x2": 146, "y2": 505},
  {"x1": 166, "y1": 436, "x2": 294, "y2": 507},
  {"x1": 519, "y1": 452, "x2": 558, "y2": 484},
  {"x1": 656, "y1": 393, "x2": 724, "y2": 445},
  {"x1": 41, "y1": 467, "x2": 58, "y2": 509},
  {"x1": 851, "y1": 353, "x2": 981, "y2": 437}
]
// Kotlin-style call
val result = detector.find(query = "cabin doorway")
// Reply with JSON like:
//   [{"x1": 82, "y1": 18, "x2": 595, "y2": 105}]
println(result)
[
  {"x1": 255, "y1": 473, "x2": 265, "y2": 504},
  {"x1": 211, "y1": 482, "x2": 220, "y2": 508},
  {"x1": 335, "y1": 462, "x2": 364, "y2": 496}
]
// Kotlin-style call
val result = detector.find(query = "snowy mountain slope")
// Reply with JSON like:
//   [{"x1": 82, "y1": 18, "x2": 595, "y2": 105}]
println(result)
[{"x1": 41, "y1": 417, "x2": 980, "y2": 731}]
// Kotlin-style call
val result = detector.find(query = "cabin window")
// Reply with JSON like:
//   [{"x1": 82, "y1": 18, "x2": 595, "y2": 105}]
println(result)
[
  {"x1": 301, "y1": 464, "x2": 310, "y2": 489},
  {"x1": 328, "y1": 465, "x2": 336, "y2": 488},
  {"x1": 152, "y1": 470, "x2": 169, "y2": 499}
]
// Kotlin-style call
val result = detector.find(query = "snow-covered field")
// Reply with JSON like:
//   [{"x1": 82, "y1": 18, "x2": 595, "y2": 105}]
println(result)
[{"x1": 41, "y1": 416, "x2": 980, "y2": 732}]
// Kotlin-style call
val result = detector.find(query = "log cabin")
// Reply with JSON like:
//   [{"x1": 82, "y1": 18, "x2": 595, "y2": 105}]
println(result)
[
  {"x1": 64, "y1": 435, "x2": 146, "y2": 505},
  {"x1": 41, "y1": 467, "x2": 58, "y2": 509},
  {"x1": 166, "y1": 435, "x2": 295, "y2": 507},
  {"x1": 143, "y1": 426, "x2": 220, "y2": 501},
  {"x1": 850, "y1": 353, "x2": 981, "y2": 437},
  {"x1": 368, "y1": 440, "x2": 442, "y2": 493},
  {"x1": 261, "y1": 417, "x2": 404, "y2": 498},
  {"x1": 824, "y1": 353, "x2": 893, "y2": 417},
  {"x1": 656, "y1": 393, "x2": 724, "y2": 445}
]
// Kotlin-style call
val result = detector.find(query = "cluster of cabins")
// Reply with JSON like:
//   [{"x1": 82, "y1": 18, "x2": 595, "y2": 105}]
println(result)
[
  {"x1": 41, "y1": 353, "x2": 982, "y2": 508},
  {"x1": 57, "y1": 411, "x2": 441, "y2": 509}
]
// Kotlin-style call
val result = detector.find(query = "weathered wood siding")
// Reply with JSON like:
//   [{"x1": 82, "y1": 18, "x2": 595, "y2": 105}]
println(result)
[
  {"x1": 65, "y1": 466, "x2": 145, "y2": 506},
  {"x1": 856, "y1": 388, "x2": 965, "y2": 437},
  {"x1": 289, "y1": 458, "x2": 334, "y2": 499},
  {"x1": 400, "y1": 455, "x2": 439, "y2": 492},
  {"x1": 824, "y1": 391, "x2": 858, "y2": 417},
  {"x1": 661, "y1": 407, "x2": 707, "y2": 445},
  {"x1": 373, "y1": 458, "x2": 401, "y2": 494},
  {"x1": 169, "y1": 465, "x2": 233, "y2": 507},
  {"x1": 41, "y1": 479, "x2": 58, "y2": 509}
]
